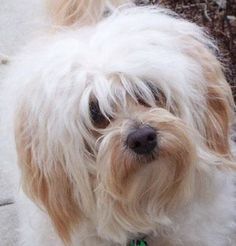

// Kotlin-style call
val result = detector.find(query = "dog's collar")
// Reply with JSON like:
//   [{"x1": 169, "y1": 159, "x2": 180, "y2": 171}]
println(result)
[{"x1": 128, "y1": 237, "x2": 148, "y2": 246}]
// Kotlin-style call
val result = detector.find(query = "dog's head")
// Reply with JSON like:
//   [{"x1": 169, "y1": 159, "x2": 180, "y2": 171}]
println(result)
[{"x1": 14, "y1": 7, "x2": 234, "y2": 244}]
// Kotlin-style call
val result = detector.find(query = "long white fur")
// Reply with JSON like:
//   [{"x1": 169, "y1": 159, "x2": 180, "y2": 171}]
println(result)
[{"x1": 1, "y1": 2, "x2": 236, "y2": 246}]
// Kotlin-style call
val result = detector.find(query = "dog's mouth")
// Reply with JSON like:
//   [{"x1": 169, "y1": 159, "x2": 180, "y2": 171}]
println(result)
[{"x1": 132, "y1": 149, "x2": 158, "y2": 164}]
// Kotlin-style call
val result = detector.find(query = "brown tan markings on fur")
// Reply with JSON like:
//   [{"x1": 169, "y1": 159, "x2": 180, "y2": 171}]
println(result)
[
  {"x1": 47, "y1": 0, "x2": 128, "y2": 26},
  {"x1": 99, "y1": 114, "x2": 196, "y2": 229},
  {"x1": 106, "y1": 111, "x2": 195, "y2": 209},
  {"x1": 206, "y1": 84, "x2": 231, "y2": 155},
  {"x1": 202, "y1": 49, "x2": 232, "y2": 156},
  {"x1": 184, "y1": 38, "x2": 234, "y2": 156},
  {"x1": 108, "y1": 137, "x2": 140, "y2": 197},
  {"x1": 15, "y1": 105, "x2": 80, "y2": 243},
  {"x1": 153, "y1": 119, "x2": 196, "y2": 210}
]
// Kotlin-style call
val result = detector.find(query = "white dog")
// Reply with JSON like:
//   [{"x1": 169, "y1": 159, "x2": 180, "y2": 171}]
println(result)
[{"x1": 1, "y1": 0, "x2": 236, "y2": 245}]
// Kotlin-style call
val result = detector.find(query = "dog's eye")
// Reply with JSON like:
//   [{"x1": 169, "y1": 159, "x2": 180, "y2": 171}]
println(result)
[
  {"x1": 154, "y1": 90, "x2": 166, "y2": 107},
  {"x1": 137, "y1": 84, "x2": 166, "y2": 107},
  {"x1": 137, "y1": 96, "x2": 151, "y2": 107},
  {"x1": 148, "y1": 84, "x2": 166, "y2": 106},
  {"x1": 89, "y1": 100, "x2": 109, "y2": 128}
]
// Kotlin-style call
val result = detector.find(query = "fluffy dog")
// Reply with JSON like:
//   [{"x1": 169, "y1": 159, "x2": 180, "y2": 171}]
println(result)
[{"x1": 2, "y1": 0, "x2": 236, "y2": 245}]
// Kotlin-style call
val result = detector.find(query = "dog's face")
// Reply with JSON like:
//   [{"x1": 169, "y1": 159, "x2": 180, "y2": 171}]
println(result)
[{"x1": 13, "y1": 8, "x2": 234, "y2": 244}]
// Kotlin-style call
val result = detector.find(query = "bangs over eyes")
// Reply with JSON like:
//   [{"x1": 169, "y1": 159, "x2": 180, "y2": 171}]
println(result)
[
  {"x1": 88, "y1": 81, "x2": 166, "y2": 128},
  {"x1": 135, "y1": 82, "x2": 166, "y2": 108}
]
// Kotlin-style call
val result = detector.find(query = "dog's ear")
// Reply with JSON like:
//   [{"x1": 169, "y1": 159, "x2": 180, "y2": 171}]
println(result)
[
  {"x1": 205, "y1": 77, "x2": 233, "y2": 155},
  {"x1": 15, "y1": 104, "x2": 80, "y2": 243},
  {"x1": 186, "y1": 38, "x2": 234, "y2": 157}
]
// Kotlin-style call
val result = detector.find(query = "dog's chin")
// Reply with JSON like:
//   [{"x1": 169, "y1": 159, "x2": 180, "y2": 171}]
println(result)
[{"x1": 94, "y1": 108, "x2": 197, "y2": 240}]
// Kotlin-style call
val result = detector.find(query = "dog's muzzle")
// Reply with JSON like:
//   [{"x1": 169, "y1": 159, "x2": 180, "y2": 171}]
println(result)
[{"x1": 126, "y1": 126, "x2": 157, "y2": 155}]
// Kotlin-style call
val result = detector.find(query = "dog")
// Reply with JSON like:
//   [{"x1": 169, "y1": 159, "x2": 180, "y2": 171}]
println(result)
[{"x1": 1, "y1": 0, "x2": 236, "y2": 245}]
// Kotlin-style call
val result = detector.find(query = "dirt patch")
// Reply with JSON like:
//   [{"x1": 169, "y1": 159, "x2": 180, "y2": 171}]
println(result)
[{"x1": 136, "y1": 0, "x2": 236, "y2": 98}]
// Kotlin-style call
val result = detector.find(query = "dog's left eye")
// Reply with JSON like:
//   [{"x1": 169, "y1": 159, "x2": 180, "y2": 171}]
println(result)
[
  {"x1": 137, "y1": 84, "x2": 166, "y2": 107},
  {"x1": 89, "y1": 100, "x2": 109, "y2": 128}
]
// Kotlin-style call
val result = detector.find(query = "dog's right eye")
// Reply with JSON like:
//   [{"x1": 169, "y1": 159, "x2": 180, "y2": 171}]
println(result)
[{"x1": 89, "y1": 100, "x2": 109, "y2": 128}]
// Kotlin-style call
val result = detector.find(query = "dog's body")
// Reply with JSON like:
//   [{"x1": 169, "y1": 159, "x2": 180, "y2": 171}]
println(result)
[
  {"x1": 2, "y1": 1, "x2": 236, "y2": 245},
  {"x1": 17, "y1": 171, "x2": 236, "y2": 246}
]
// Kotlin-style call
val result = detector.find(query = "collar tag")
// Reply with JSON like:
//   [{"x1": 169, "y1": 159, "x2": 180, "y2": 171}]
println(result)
[{"x1": 129, "y1": 239, "x2": 148, "y2": 246}]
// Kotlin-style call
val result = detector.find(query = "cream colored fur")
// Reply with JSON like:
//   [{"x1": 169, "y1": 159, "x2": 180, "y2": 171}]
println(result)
[{"x1": 1, "y1": 0, "x2": 236, "y2": 245}]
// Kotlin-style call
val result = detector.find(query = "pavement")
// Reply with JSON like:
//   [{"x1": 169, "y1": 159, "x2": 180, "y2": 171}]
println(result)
[{"x1": 0, "y1": 1, "x2": 47, "y2": 245}]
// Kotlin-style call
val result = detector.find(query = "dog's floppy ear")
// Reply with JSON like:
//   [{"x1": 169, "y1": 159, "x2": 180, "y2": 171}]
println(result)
[
  {"x1": 15, "y1": 104, "x2": 80, "y2": 243},
  {"x1": 186, "y1": 38, "x2": 234, "y2": 157},
  {"x1": 205, "y1": 77, "x2": 233, "y2": 155}
]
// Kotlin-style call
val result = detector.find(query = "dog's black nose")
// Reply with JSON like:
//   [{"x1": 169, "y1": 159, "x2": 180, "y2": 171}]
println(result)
[{"x1": 127, "y1": 126, "x2": 157, "y2": 155}]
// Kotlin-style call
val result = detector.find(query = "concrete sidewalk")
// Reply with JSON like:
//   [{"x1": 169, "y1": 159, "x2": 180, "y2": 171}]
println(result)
[{"x1": 0, "y1": 1, "x2": 47, "y2": 245}]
